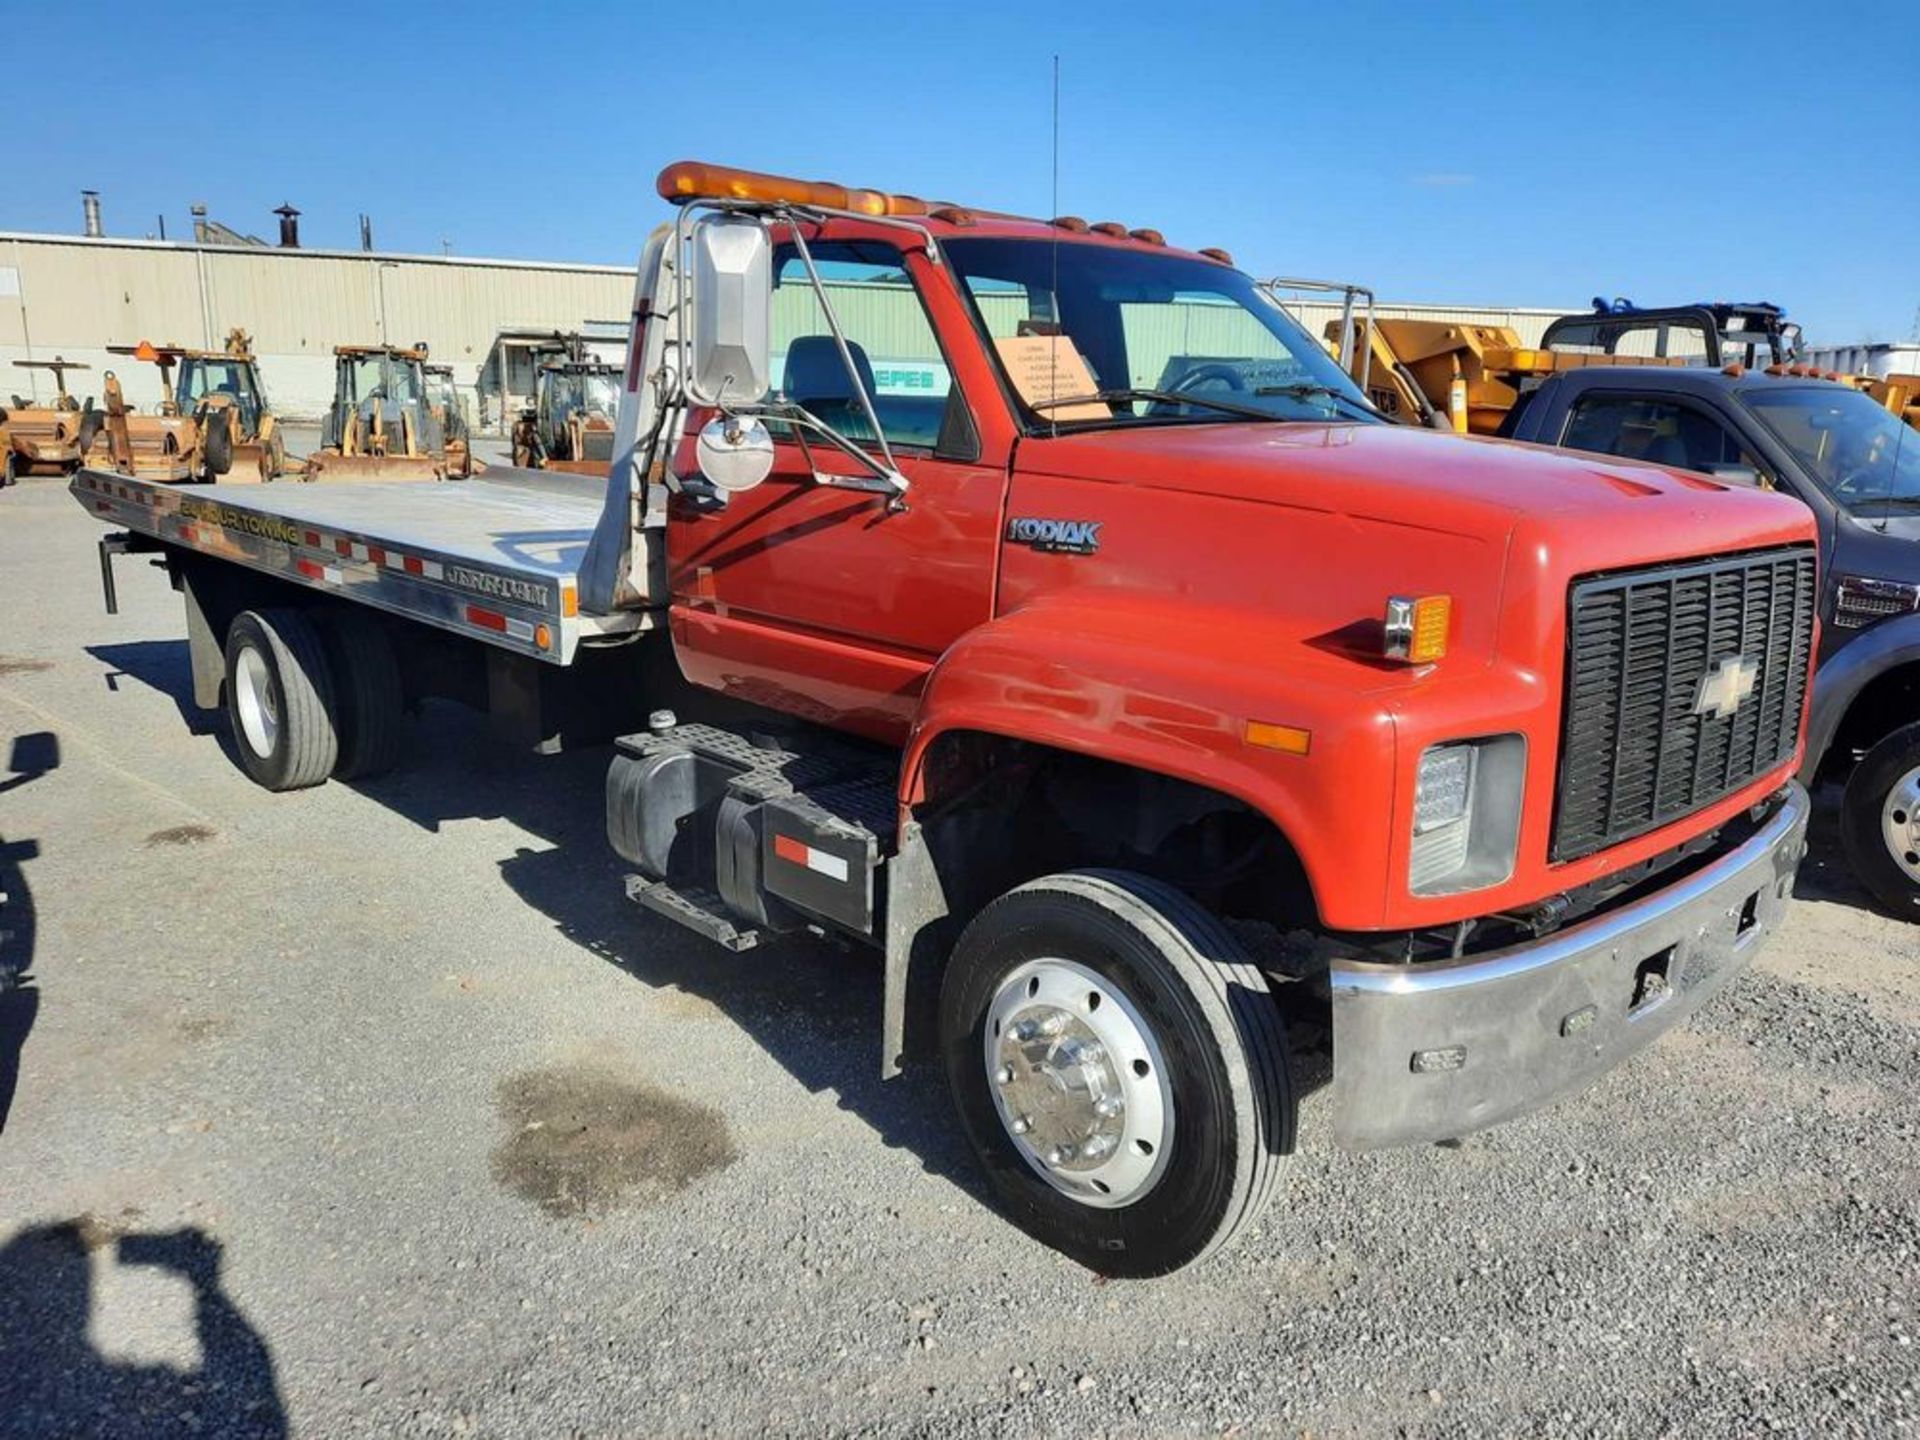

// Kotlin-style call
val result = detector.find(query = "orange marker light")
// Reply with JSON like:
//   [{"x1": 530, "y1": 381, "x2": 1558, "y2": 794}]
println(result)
[
  {"x1": 133, "y1": 340, "x2": 159, "y2": 362},
  {"x1": 1244, "y1": 721, "x2": 1312, "y2": 756},
  {"x1": 1385, "y1": 595, "x2": 1452, "y2": 663}
]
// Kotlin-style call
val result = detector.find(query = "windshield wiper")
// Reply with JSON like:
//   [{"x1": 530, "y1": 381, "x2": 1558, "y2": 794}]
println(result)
[
  {"x1": 1851, "y1": 493, "x2": 1920, "y2": 509},
  {"x1": 1030, "y1": 387, "x2": 1288, "y2": 424},
  {"x1": 1253, "y1": 382, "x2": 1379, "y2": 420}
]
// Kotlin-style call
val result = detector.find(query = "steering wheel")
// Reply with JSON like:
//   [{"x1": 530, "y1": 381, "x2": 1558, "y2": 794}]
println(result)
[
  {"x1": 1832, "y1": 464, "x2": 1881, "y2": 498},
  {"x1": 1170, "y1": 363, "x2": 1249, "y2": 395},
  {"x1": 1141, "y1": 363, "x2": 1250, "y2": 418}
]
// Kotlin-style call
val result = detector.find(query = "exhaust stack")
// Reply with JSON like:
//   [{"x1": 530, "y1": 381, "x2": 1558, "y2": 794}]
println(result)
[
  {"x1": 81, "y1": 190, "x2": 102, "y2": 237},
  {"x1": 274, "y1": 203, "x2": 301, "y2": 248}
]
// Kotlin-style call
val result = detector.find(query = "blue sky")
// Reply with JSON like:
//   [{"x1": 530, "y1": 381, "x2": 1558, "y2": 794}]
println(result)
[{"x1": 5, "y1": 1, "x2": 1914, "y2": 343}]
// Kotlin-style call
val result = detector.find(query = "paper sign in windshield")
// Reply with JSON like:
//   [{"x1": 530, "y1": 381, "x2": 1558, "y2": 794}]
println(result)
[{"x1": 993, "y1": 335, "x2": 1108, "y2": 421}]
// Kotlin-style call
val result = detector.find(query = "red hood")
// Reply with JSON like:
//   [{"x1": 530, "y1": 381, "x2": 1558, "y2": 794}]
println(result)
[{"x1": 1015, "y1": 420, "x2": 1812, "y2": 556}]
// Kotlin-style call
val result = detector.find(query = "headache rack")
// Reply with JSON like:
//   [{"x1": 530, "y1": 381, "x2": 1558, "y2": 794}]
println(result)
[{"x1": 1553, "y1": 546, "x2": 1817, "y2": 862}]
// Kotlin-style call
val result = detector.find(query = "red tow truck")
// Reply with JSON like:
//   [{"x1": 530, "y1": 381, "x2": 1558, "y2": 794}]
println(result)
[{"x1": 80, "y1": 162, "x2": 1818, "y2": 1275}]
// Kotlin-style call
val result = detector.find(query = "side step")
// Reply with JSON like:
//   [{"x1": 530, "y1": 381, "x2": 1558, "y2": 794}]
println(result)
[{"x1": 625, "y1": 876, "x2": 761, "y2": 952}]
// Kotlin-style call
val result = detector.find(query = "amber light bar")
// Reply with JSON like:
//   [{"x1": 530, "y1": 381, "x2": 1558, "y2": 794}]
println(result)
[
  {"x1": 656, "y1": 161, "x2": 940, "y2": 218},
  {"x1": 655, "y1": 161, "x2": 1238, "y2": 262}
]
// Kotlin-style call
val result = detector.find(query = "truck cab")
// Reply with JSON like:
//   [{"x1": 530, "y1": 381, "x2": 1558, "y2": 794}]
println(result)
[{"x1": 1508, "y1": 364, "x2": 1920, "y2": 917}]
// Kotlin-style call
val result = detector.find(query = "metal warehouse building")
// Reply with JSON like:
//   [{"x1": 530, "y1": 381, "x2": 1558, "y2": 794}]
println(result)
[
  {"x1": 0, "y1": 232, "x2": 634, "y2": 432},
  {"x1": 0, "y1": 227, "x2": 1575, "y2": 432}
]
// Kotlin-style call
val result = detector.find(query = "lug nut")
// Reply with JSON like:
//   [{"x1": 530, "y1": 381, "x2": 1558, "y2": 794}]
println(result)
[
  {"x1": 1010, "y1": 1117, "x2": 1031, "y2": 1135},
  {"x1": 995, "y1": 1065, "x2": 1013, "y2": 1085}
]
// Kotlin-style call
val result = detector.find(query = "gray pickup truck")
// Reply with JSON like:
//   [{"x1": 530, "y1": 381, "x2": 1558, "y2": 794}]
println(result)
[{"x1": 1504, "y1": 365, "x2": 1920, "y2": 916}]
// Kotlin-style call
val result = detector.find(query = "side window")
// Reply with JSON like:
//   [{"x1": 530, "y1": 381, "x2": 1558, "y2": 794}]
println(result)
[
  {"x1": 771, "y1": 243, "x2": 954, "y2": 451},
  {"x1": 1562, "y1": 394, "x2": 1761, "y2": 478}
]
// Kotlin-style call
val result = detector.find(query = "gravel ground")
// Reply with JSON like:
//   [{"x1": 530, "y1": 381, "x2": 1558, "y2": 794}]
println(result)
[{"x1": 2, "y1": 468, "x2": 1917, "y2": 1438}]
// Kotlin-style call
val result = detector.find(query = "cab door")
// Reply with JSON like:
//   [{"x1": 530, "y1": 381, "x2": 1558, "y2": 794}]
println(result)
[{"x1": 667, "y1": 238, "x2": 1007, "y2": 743}]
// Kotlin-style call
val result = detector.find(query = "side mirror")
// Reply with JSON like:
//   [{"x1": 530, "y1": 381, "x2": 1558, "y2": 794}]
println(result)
[
  {"x1": 1705, "y1": 462, "x2": 1763, "y2": 488},
  {"x1": 688, "y1": 216, "x2": 772, "y2": 406}
]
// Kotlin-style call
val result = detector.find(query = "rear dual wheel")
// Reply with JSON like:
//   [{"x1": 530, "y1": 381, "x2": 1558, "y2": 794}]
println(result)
[
  {"x1": 940, "y1": 871, "x2": 1294, "y2": 1277},
  {"x1": 223, "y1": 608, "x2": 404, "y2": 791},
  {"x1": 226, "y1": 610, "x2": 338, "y2": 790}
]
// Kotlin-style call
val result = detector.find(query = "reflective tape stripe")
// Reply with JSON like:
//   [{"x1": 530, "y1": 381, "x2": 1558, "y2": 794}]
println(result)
[{"x1": 771, "y1": 833, "x2": 850, "y2": 882}]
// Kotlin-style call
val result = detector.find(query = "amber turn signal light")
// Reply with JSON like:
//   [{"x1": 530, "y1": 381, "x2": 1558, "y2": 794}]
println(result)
[{"x1": 1385, "y1": 595, "x2": 1451, "y2": 663}]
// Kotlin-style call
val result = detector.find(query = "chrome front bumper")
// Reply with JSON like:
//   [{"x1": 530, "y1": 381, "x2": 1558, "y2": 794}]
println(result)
[{"x1": 1329, "y1": 782, "x2": 1809, "y2": 1149}]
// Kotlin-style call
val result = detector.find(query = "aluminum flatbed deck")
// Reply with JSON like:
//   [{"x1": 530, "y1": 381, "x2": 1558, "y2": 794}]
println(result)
[{"x1": 73, "y1": 466, "x2": 654, "y2": 664}]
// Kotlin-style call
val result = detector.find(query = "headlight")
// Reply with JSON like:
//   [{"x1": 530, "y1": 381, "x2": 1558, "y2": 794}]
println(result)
[
  {"x1": 1410, "y1": 736, "x2": 1526, "y2": 896},
  {"x1": 1833, "y1": 574, "x2": 1920, "y2": 629}
]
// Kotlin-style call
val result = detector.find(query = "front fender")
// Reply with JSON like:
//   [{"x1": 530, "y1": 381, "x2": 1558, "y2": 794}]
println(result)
[
  {"x1": 901, "y1": 593, "x2": 1407, "y2": 929},
  {"x1": 1803, "y1": 614, "x2": 1920, "y2": 780}
]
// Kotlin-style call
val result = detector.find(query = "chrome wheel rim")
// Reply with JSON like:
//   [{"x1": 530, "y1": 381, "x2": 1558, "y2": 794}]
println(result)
[
  {"x1": 235, "y1": 646, "x2": 279, "y2": 758},
  {"x1": 1880, "y1": 765, "x2": 1920, "y2": 880},
  {"x1": 983, "y1": 958, "x2": 1172, "y2": 1208}
]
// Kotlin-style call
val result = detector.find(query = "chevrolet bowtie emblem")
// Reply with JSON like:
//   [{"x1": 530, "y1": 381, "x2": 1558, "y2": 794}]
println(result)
[{"x1": 1693, "y1": 654, "x2": 1759, "y2": 721}]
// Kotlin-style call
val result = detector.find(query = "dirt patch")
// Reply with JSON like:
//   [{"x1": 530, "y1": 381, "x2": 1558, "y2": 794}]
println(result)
[
  {"x1": 0, "y1": 658, "x2": 53, "y2": 677},
  {"x1": 70, "y1": 1207, "x2": 145, "y2": 1252},
  {"x1": 144, "y1": 824, "x2": 218, "y2": 847},
  {"x1": 491, "y1": 1064, "x2": 737, "y2": 1218},
  {"x1": 176, "y1": 1015, "x2": 232, "y2": 1043}
]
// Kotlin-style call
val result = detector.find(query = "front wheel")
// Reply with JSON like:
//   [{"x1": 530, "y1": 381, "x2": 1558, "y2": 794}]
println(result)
[
  {"x1": 1841, "y1": 721, "x2": 1920, "y2": 920},
  {"x1": 939, "y1": 871, "x2": 1293, "y2": 1277}
]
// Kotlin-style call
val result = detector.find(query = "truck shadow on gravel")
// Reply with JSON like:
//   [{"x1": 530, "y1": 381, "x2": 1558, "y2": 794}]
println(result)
[
  {"x1": 87, "y1": 640, "x2": 985, "y2": 1200},
  {"x1": 373, "y1": 705, "x2": 988, "y2": 1200},
  {"x1": 86, "y1": 642, "x2": 223, "y2": 736}
]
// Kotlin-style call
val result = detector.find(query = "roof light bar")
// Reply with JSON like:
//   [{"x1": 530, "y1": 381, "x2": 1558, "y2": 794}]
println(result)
[
  {"x1": 654, "y1": 160, "x2": 1209, "y2": 261},
  {"x1": 656, "y1": 161, "x2": 937, "y2": 219}
]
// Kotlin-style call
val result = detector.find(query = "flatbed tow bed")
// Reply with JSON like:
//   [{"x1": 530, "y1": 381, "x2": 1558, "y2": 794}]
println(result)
[{"x1": 75, "y1": 466, "x2": 651, "y2": 665}]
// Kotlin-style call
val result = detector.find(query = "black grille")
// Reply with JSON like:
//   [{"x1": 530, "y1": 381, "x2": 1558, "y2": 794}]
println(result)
[{"x1": 1553, "y1": 547, "x2": 1816, "y2": 862}]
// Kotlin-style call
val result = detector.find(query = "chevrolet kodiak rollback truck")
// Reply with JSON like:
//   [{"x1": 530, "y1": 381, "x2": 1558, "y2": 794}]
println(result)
[{"x1": 78, "y1": 163, "x2": 1819, "y2": 1276}]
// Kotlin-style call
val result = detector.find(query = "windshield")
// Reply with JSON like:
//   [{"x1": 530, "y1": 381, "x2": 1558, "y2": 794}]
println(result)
[
  {"x1": 942, "y1": 238, "x2": 1377, "y2": 430},
  {"x1": 1742, "y1": 385, "x2": 1920, "y2": 514},
  {"x1": 344, "y1": 355, "x2": 423, "y2": 407},
  {"x1": 177, "y1": 358, "x2": 263, "y2": 428},
  {"x1": 542, "y1": 370, "x2": 619, "y2": 422}
]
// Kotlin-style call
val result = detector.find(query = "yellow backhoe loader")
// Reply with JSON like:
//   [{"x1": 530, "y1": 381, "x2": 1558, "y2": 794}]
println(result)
[
  {"x1": 88, "y1": 330, "x2": 283, "y2": 483},
  {"x1": 302, "y1": 345, "x2": 477, "y2": 481}
]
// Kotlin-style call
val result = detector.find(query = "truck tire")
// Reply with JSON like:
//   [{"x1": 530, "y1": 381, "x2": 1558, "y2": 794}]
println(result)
[
  {"x1": 224, "y1": 609, "x2": 339, "y2": 791},
  {"x1": 316, "y1": 609, "x2": 404, "y2": 780},
  {"x1": 939, "y1": 870, "x2": 1293, "y2": 1277},
  {"x1": 1841, "y1": 721, "x2": 1920, "y2": 920}
]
